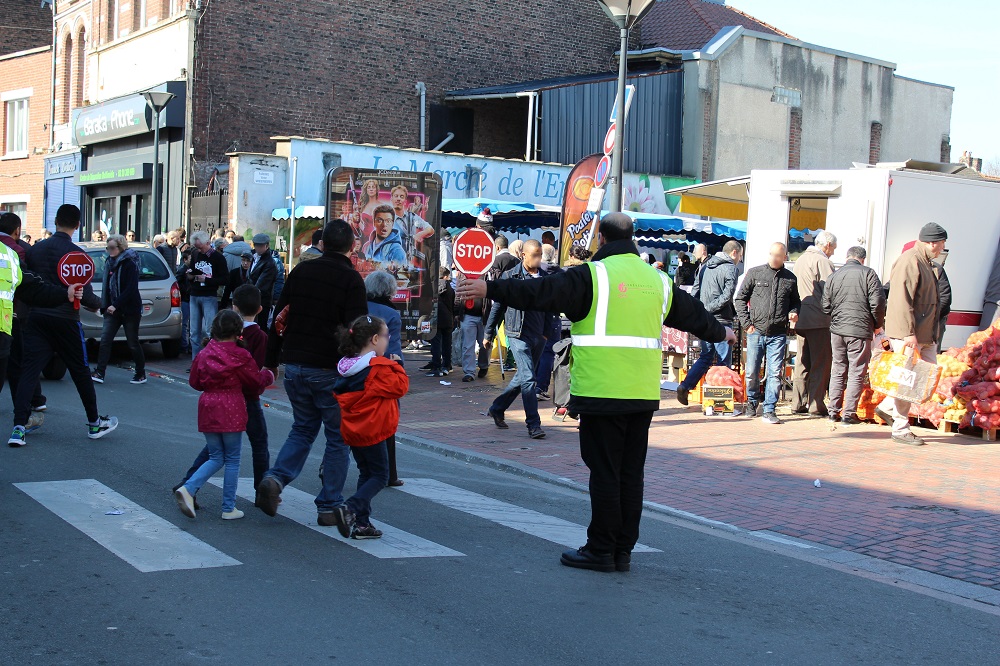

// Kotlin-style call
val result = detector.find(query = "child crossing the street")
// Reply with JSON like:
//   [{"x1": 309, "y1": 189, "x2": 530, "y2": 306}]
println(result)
[
  {"x1": 175, "y1": 309, "x2": 274, "y2": 520},
  {"x1": 331, "y1": 315, "x2": 409, "y2": 539}
]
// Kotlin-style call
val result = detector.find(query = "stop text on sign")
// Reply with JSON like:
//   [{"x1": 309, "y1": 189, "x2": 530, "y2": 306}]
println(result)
[
  {"x1": 61, "y1": 263, "x2": 93, "y2": 279},
  {"x1": 456, "y1": 244, "x2": 492, "y2": 259}
]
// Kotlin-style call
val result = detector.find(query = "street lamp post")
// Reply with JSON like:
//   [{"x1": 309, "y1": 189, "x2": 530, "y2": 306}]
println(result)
[
  {"x1": 142, "y1": 91, "x2": 176, "y2": 239},
  {"x1": 595, "y1": 0, "x2": 657, "y2": 212}
]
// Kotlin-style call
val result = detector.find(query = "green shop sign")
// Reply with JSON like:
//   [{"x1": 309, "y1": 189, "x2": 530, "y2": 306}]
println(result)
[{"x1": 74, "y1": 163, "x2": 152, "y2": 186}]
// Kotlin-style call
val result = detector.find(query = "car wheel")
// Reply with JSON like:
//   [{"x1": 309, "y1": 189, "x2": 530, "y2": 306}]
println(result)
[
  {"x1": 161, "y1": 339, "x2": 182, "y2": 359},
  {"x1": 42, "y1": 356, "x2": 66, "y2": 381}
]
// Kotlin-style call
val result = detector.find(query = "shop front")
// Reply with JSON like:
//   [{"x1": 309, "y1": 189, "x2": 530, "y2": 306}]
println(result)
[
  {"x1": 72, "y1": 81, "x2": 185, "y2": 242},
  {"x1": 42, "y1": 151, "x2": 83, "y2": 237}
]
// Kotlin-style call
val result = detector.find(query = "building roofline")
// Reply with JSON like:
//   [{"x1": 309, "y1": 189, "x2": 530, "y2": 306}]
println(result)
[
  {"x1": 0, "y1": 45, "x2": 52, "y2": 63},
  {"x1": 738, "y1": 28, "x2": 898, "y2": 69},
  {"x1": 894, "y1": 74, "x2": 955, "y2": 91}
]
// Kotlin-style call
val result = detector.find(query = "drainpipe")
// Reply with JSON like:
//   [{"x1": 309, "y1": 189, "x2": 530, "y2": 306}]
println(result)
[
  {"x1": 516, "y1": 91, "x2": 538, "y2": 161},
  {"x1": 415, "y1": 82, "x2": 427, "y2": 150},
  {"x1": 47, "y1": 0, "x2": 55, "y2": 150},
  {"x1": 431, "y1": 132, "x2": 454, "y2": 152},
  {"x1": 181, "y1": 5, "x2": 200, "y2": 234}
]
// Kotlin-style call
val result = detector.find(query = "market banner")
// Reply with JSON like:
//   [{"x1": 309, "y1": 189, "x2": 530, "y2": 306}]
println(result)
[
  {"x1": 327, "y1": 167, "x2": 443, "y2": 340},
  {"x1": 559, "y1": 154, "x2": 604, "y2": 266}
]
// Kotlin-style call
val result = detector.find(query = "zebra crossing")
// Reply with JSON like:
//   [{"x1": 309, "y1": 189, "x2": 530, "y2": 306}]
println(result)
[{"x1": 14, "y1": 477, "x2": 660, "y2": 573}]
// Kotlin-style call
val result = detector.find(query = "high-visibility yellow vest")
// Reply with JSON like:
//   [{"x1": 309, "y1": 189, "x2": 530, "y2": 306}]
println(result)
[
  {"x1": 0, "y1": 243, "x2": 23, "y2": 336},
  {"x1": 570, "y1": 254, "x2": 672, "y2": 401}
]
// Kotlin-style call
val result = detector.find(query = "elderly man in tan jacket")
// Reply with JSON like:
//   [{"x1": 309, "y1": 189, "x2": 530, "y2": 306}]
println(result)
[
  {"x1": 791, "y1": 231, "x2": 837, "y2": 417},
  {"x1": 875, "y1": 222, "x2": 947, "y2": 446}
]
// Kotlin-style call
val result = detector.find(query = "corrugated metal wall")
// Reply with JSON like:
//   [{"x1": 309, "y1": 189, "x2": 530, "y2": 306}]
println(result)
[{"x1": 540, "y1": 70, "x2": 683, "y2": 175}]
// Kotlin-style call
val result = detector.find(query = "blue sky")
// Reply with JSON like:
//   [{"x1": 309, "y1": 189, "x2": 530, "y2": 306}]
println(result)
[{"x1": 730, "y1": 0, "x2": 999, "y2": 169}]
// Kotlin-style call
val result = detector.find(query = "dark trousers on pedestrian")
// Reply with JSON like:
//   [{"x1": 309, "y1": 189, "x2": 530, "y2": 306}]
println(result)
[
  {"x1": 183, "y1": 396, "x2": 269, "y2": 490},
  {"x1": 346, "y1": 440, "x2": 389, "y2": 526},
  {"x1": 5, "y1": 317, "x2": 45, "y2": 408},
  {"x1": 578, "y1": 410, "x2": 654, "y2": 555},
  {"x1": 534, "y1": 317, "x2": 561, "y2": 393},
  {"x1": 792, "y1": 327, "x2": 832, "y2": 415},
  {"x1": 491, "y1": 335, "x2": 544, "y2": 429},
  {"x1": 828, "y1": 334, "x2": 872, "y2": 417},
  {"x1": 430, "y1": 327, "x2": 453, "y2": 370},
  {"x1": 95, "y1": 312, "x2": 145, "y2": 376},
  {"x1": 13, "y1": 314, "x2": 99, "y2": 427},
  {"x1": 386, "y1": 433, "x2": 400, "y2": 484}
]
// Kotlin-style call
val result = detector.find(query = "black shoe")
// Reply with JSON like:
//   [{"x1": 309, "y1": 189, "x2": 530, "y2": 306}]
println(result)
[
  {"x1": 425, "y1": 370, "x2": 443, "y2": 377},
  {"x1": 615, "y1": 551, "x2": 632, "y2": 572},
  {"x1": 130, "y1": 373, "x2": 147, "y2": 384},
  {"x1": 332, "y1": 505, "x2": 356, "y2": 538},
  {"x1": 528, "y1": 426, "x2": 546, "y2": 439},
  {"x1": 840, "y1": 414, "x2": 862, "y2": 426},
  {"x1": 478, "y1": 367, "x2": 488, "y2": 379},
  {"x1": 419, "y1": 363, "x2": 434, "y2": 370},
  {"x1": 746, "y1": 403, "x2": 760, "y2": 418},
  {"x1": 488, "y1": 408, "x2": 508, "y2": 429},
  {"x1": 256, "y1": 477, "x2": 281, "y2": 516},
  {"x1": 676, "y1": 385, "x2": 689, "y2": 406},
  {"x1": 536, "y1": 391, "x2": 551, "y2": 401},
  {"x1": 463, "y1": 375, "x2": 474, "y2": 382},
  {"x1": 317, "y1": 512, "x2": 337, "y2": 527},
  {"x1": 91, "y1": 371, "x2": 104, "y2": 384},
  {"x1": 560, "y1": 546, "x2": 615, "y2": 573},
  {"x1": 828, "y1": 412, "x2": 841, "y2": 423}
]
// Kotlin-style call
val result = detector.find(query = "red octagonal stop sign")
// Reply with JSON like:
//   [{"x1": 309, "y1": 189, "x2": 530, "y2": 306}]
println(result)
[
  {"x1": 57, "y1": 251, "x2": 96, "y2": 310},
  {"x1": 453, "y1": 227, "x2": 495, "y2": 277}
]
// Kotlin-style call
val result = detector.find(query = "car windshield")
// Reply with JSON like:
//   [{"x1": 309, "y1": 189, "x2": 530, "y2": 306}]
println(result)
[{"x1": 87, "y1": 249, "x2": 171, "y2": 284}]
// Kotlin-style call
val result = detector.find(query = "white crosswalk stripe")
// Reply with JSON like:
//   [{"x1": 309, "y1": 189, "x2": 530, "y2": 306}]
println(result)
[
  {"x1": 397, "y1": 478, "x2": 661, "y2": 553},
  {"x1": 210, "y1": 478, "x2": 464, "y2": 559},
  {"x1": 14, "y1": 479, "x2": 242, "y2": 572}
]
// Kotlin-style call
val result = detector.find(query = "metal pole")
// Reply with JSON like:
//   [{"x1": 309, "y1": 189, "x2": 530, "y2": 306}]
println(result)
[
  {"x1": 609, "y1": 25, "x2": 628, "y2": 213},
  {"x1": 151, "y1": 111, "x2": 161, "y2": 238},
  {"x1": 288, "y1": 156, "x2": 298, "y2": 268}
]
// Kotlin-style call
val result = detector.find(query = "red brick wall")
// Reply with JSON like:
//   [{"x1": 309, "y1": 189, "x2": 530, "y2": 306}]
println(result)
[
  {"x1": 0, "y1": 1, "x2": 51, "y2": 57},
  {"x1": 0, "y1": 48, "x2": 54, "y2": 239},
  {"x1": 191, "y1": 0, "x2": 620, "y2": 177}
]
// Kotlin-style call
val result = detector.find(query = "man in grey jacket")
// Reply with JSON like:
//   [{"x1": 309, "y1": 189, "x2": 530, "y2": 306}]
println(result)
[
  {"x1": 821, "y1": 246, "x2": 886, "y2": 425},
  {"x1": 676, "y1": 240, "x2": 742, "y2": 405},
  {"x1": 791, "y1": 231, "x2": 837, "y2": 417}
]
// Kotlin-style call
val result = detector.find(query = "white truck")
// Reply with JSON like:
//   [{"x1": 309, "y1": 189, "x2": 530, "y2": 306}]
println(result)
[{"x1": 735, "y1": 162, "x2": 1000, "y2": 350}]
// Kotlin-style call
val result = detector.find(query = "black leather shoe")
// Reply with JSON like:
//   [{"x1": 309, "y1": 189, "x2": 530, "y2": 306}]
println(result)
[
  {"x1": 676, "y1": 385, "x2": 689, "y2": 406},
  {"x1": 560, "y1": 546, "x2": 614, "y2": 573},
  {"x1": 488, "y1": 409, "x2": 508, "y2": 429},
  {"x1": 528, "y1": 426, "x2": 546, "y2": 439},
  {"x1": 840, "y1": 414, "x2": 862, "y2": 426},
  {"x1": 615, "y1": 551, "x2": 631, "y2": 572},
  {"x1": 478, "y1": 367, "x2": 488, "y2": 379},
  {"x1": 256, "y1": 477, "x2": 281, "y2": 517}
]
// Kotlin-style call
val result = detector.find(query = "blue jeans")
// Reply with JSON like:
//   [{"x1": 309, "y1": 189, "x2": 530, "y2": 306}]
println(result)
[
  {"x1": 183, "y1": 397, "x2": 269, "y2": 490},
  {"x1": 491, "y1": 335, "x2": 544, "y2": 429},
  {"x1": 190, "y1": 295, "x2": 218, "y2": 359},
  {"x1": 680, "y1": 338, "x2": 732, "y2": 390},
  {"x1": 347, "y1": 440, "x2": 389, "y2": 525},
  {"x1": 745, "y1": 333, "x2": 787, "y2": 414},
  {"x1": 180, "y1": 301, "x2": 191, "y2": 351},
  {"x1": 265, "y1": 364, "x2": 350, "y2": 513},
  {"x1": 185, "y1": 431, "x2": 242, "y2": 513}
]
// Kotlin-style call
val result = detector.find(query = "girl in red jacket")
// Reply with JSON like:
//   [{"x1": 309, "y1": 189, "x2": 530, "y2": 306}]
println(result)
[
  {"x1": 331, "y1": 315, "x2": 409, "y2": 539},
  {"x1": 175, "y1": 310, "x2": 274, "y2": 520}
]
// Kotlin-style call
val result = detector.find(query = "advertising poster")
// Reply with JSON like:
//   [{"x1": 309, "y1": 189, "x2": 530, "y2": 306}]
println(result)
[
  {"x1": 327, "y1": 168, "x2": 443, "y2": 340},
  {"x1": 559, "y1": 154, "x2": 604, "y2": 266}
]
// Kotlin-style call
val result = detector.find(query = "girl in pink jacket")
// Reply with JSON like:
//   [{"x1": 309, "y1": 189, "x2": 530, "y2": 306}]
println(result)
[{"x1": 175, "y1": 310, "x2": 274, "y2": 520}]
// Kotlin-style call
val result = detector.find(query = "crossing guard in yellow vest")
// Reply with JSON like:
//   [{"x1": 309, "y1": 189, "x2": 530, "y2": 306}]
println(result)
[{"x1": 458, "y1": 213, "x2": 736, "y2": 573}]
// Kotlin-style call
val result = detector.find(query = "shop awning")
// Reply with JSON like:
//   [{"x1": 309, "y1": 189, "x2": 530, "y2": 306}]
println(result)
[
  {"x1": 624, "y1": 211, "x2": 747, "y2": 240},
  {"x1": 271, "y1": 206, "x2": 326, "y2": 220},
  {"x1": 442, "y1": 198, "x2": 560, "y2": 232},
  {"x1": 667, "y1": 177, "x2": 750, "y2": 220}
]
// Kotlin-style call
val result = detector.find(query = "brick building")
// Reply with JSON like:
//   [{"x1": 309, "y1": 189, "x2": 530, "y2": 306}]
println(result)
[
  {"x1": 0, "y1": 1, "x2": 52, "y2": 56},
  {"x1": 0, "y1": 46, "x2": 53, "y2": 239}
]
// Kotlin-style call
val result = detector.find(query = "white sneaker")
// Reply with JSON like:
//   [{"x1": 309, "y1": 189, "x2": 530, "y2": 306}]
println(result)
[
  {"x1": 88, "y1": 416, "x2": 118, "y2": 440},
  {"x1": 222, "y1": 509, "x2": 244, "y2": 520},
  {"x1": 174, "y1": 486, "x2": 196, "y2": 518}
]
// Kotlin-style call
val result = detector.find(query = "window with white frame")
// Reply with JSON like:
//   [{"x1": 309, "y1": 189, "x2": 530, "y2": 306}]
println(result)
[{"x1": 4, "y1": 97, "x2": 29, "y2": 157}]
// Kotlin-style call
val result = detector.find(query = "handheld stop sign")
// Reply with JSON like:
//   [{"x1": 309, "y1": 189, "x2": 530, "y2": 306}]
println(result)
[
  {"x1": 452, "y1": 227, "x2": 496, "y2": 308},
  {"x1": 57, "y1": 251, "x2": 96, "y2": 310}
]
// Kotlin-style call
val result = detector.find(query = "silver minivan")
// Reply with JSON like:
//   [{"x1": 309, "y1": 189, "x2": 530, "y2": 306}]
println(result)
[{"x1": 77, "y1": 241, "x2": 183, "y2": 357}]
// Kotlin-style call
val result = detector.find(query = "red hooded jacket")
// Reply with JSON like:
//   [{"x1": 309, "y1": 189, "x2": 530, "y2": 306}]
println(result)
[
  {"x1": 189, "y1": 339, "x2": 274, "y2": 433},
  {"x1": 334, "y1": 353, "x2": 409, "y2": 447}
]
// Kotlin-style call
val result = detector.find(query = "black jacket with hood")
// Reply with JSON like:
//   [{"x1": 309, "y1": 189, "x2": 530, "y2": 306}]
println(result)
[{"x1": 692, "y1": 251, "x2": 738, "y2": 325}]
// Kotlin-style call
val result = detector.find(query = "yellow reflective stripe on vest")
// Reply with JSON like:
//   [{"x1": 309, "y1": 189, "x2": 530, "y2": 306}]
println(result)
[{"x1": 572, "y1": 261, "x2": 669, "y2": 350}]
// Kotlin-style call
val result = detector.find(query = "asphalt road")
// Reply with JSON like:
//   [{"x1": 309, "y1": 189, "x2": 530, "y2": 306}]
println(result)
[{"x1": 1, "y1": 367, "x2": 998, "y2": 666}]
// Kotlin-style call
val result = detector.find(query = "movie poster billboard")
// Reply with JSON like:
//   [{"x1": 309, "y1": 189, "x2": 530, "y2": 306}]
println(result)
[
  {"x1": 559, "y1": 154, "x2": 604, "y2": 266},
  {"x1": 326, "y1": 168, "x2": 443, "y2": 341}
]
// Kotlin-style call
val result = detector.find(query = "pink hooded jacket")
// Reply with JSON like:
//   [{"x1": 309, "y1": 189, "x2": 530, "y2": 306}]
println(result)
[{"x1": 189, "y1": 339, "x2": 274, "y2": 433}]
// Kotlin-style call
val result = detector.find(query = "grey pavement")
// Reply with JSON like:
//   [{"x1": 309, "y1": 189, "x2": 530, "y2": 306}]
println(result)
[{"x1": 0, "y1": 367, "x2": 998, "y2": 665}]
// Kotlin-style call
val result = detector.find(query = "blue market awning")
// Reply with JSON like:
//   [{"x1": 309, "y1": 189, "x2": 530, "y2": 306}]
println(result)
[
  {"x1": 623, "y1": 210, "x2": 747, "y2": 240},
  {"x1": 442, "y1": 198, "x2": 560, "y2": 232},
  {"x1": 271, "y1": 206, "x2": 326, "y2": 220}
]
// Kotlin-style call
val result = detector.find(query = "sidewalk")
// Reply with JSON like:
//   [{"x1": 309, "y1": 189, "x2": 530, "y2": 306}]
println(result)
[{"x1": 146, "y1": 349, "x2": 1000, "y2": 593}]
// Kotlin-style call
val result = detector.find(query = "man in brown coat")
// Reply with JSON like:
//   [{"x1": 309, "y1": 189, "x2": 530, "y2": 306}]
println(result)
[
  {"x1": 876, "y1": 223, "x2": 947, "y2": 446},
  {"x1": 791, "y1": 231, "x2": 837, "y2": 416}
]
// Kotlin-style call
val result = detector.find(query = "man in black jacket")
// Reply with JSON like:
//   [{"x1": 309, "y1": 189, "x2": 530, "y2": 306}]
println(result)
[
  {"x1": 220, "y1": 252, "x2": 252, "y2": 310},
  {"x1": 821, "y1": 246, "x2": 886, "y2": 425},
  {"x1": 258, "y1": 219, "x2": 370, "y2": 533},
  {"x1": 676, "y1": 240, "x2": 742, "y2": 405},
  {"x1": 734, "y1": 242, "x2": 801, "y2": 424},
  {"x1": 459, "y1": 213, "x2": 734, "y2": 573},
  {"x1": 249, "y1": 233, "x2": 278, "y2": 329},
  {"x1": 186, "y1": 230, "x2": 228, "y2": 358},
  {"x1": 484, "y1": 240, "x2": 552, "y2": 439},
  {"x1": 9, "y1": 204, "x2": 118, "y2": 447}
]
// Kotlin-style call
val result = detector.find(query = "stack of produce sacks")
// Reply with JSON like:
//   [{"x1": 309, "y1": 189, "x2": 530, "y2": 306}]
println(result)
[
  {"x1": 944, "y1": 322, "x2": 1000, "y2": 429},
  {"x1": 909, "y1": 353, "x2": 969, "y2": 427},
  {"x1": 705, "y1": 366, "x2": 746, "y2": 401}
]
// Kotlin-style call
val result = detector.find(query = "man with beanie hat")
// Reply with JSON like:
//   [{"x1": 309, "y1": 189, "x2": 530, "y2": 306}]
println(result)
[{"x1": 877, "y1": 222, "x2": 948, "y2": 446}]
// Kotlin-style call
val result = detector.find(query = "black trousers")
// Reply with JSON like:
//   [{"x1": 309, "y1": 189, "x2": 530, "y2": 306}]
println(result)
[
  {"x1": 13, "y1": 314, "x2": 99, "y2": 427},
  {"x1": 578, "y1": 410, "x2": 655, "y2": 555},
  {"x1": 5, "y1": 317, "x2": 45, "y2": 407}
]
